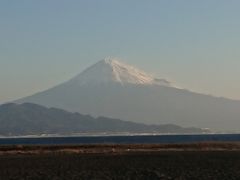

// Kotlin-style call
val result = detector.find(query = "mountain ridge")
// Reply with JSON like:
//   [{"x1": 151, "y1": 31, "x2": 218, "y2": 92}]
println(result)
[{"x1": 0, "y1": 103, "x2": 208, "y2": 136}]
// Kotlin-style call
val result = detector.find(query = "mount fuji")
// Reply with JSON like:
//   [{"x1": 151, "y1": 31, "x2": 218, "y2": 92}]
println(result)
[{"x1": 16, "y1": 58, "x2": 240, "y2": 131}]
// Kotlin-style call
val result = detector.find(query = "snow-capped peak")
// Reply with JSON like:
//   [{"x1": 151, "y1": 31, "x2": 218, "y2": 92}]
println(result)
[{"x1": 70, "y1": 58, "x2": 174, "y2": 87}]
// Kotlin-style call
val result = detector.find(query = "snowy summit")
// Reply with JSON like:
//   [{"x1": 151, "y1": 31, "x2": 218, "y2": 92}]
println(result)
[{"x1": 70, "y1": 58, "x2": 173, "y2": 87}]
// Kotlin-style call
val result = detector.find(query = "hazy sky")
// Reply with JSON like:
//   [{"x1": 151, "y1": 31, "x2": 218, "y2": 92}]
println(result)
[{"x1": 1, "y1": 0, "x2": 240, "y2": 103}]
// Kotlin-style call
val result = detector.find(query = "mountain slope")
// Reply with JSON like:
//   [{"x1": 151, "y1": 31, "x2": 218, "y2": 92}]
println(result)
[
  {"x1": 0, "y1": 103, "x2": 207, "y2": 136},
  {"x1": 16, "y1": 58, "x2": 240, "y2": 131}
]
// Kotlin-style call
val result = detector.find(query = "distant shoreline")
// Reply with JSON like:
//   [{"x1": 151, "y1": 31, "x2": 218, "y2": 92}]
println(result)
[{"x1": 0, "y1": 132, "x2": 238, "y2": 139}]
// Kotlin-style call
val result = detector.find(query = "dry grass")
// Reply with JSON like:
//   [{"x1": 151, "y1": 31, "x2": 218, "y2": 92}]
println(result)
[{"x1": 0, "y1": 142, "x2": 240, "y2": 155}]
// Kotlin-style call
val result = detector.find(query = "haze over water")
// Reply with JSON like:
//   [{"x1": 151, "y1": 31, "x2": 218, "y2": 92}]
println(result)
[{"x1": 1, "y1": 134, "x2": 240, "y2": 145}]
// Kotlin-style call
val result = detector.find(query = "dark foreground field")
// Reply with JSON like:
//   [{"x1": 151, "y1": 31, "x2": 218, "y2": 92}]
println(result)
[{"x1": 0, "y1": 143, "x2": 240, "y2": 180}]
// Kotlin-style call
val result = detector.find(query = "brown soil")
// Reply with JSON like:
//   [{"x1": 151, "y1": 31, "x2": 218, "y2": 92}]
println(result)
[{"x1": 0, "y1": 143, "x2": 240, "y2": 180}]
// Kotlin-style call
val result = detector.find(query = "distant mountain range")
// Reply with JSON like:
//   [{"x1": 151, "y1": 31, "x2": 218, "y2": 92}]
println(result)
[
  {"x1": 16, "y1": 58, "x2": 240, "y2": 131},
  {"x1": 0, "y1": 103, "x2": 209, "y2": 136}
]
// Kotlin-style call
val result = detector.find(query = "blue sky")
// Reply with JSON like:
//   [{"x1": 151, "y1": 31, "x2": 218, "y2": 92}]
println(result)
[{"x1": 1, "y1": 0, "x2": 240, "y2": 102}]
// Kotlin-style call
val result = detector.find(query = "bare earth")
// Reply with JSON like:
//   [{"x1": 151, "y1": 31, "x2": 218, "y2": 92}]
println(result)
[{"x1": 0, "y1": 143, "x2": 240, "y2": 180}]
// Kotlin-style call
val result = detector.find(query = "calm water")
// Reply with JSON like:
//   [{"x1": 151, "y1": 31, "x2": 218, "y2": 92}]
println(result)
[{"x1": 0, "y1": 134, "x2": 240, "y2": 145}]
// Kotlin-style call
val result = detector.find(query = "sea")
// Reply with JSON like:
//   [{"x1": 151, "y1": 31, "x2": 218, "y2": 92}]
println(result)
[{"x1": 0, "y1": 134, "x2": 240, "y2": 145}]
